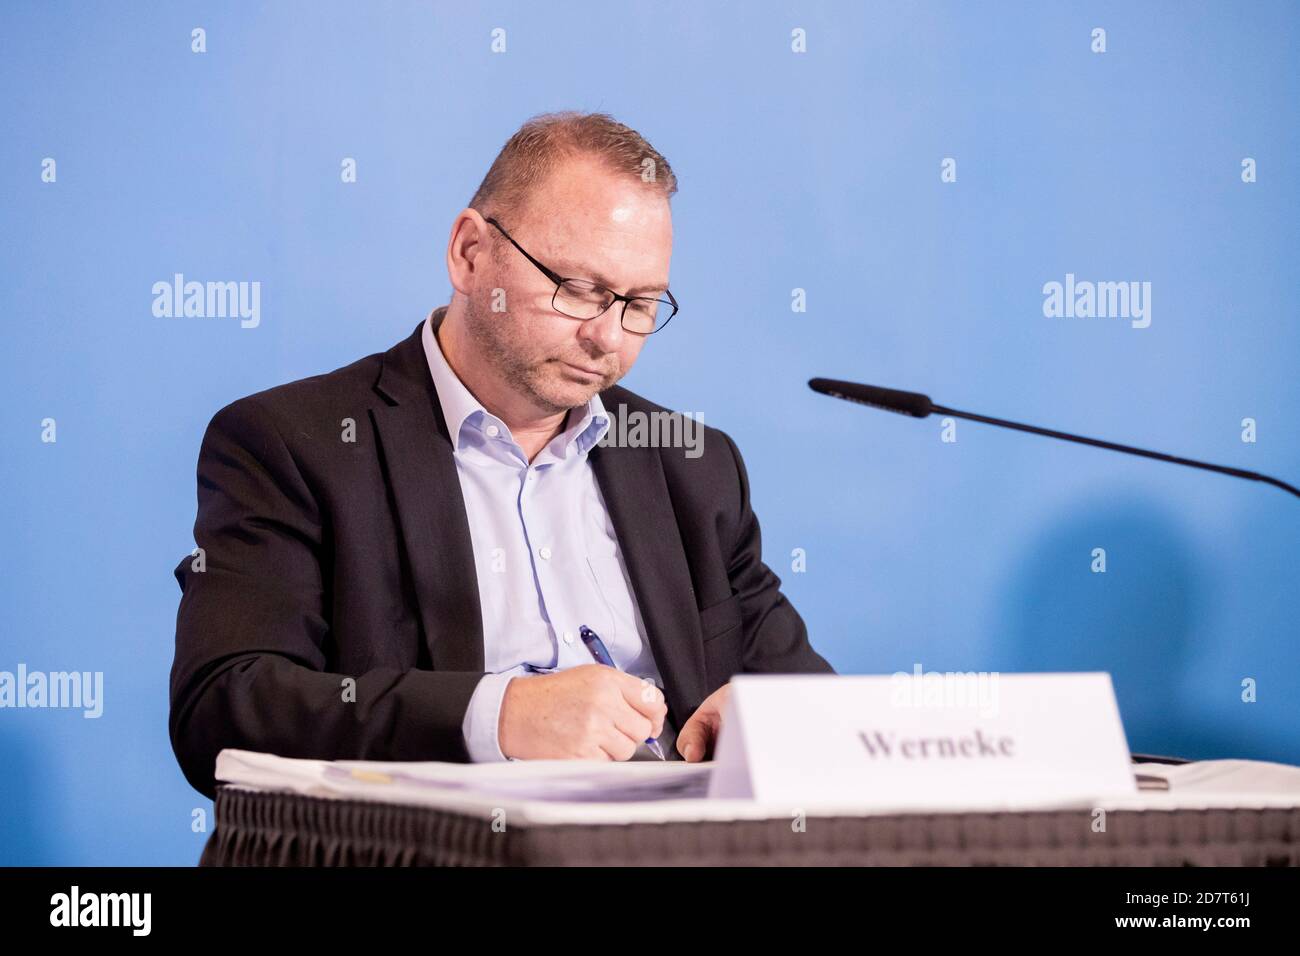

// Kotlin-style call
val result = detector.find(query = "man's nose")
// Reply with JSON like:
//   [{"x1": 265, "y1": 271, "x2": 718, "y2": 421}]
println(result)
[{"x1": 579, "y1": 302, "x2": 627, "y2": 354}]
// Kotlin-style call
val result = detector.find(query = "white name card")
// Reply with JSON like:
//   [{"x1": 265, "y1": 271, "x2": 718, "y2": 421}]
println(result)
[{"x1": 707, "y1": 672, "x2": 1136, "y2": 808}]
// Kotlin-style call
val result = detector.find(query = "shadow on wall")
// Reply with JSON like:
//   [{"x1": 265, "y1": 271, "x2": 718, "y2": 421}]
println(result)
[{"x1": 994, "y1": 495, "x2": 1250, "y2": 762}]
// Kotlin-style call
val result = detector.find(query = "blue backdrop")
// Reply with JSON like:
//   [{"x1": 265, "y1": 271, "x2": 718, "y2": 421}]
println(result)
[{"x1": 2, "y1": 1, "x2": 1296, "y2": 865}]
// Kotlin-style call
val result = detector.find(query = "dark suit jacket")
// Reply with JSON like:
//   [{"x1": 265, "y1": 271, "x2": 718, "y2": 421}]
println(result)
[{"x1": 170, "y1": 311, "x2": 834, "y2": 798}]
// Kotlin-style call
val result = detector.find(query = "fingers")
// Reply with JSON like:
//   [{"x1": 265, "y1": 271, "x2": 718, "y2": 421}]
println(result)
[
  {"x1": 676, "y1": 722, "x2": 709, "y2": 762},
  {"x1": 676, "y1": 708, "x2": 721, "y2": 762},
  {"x1": 611, "y1": 707, "x2": 655, "y2": 754},
  {"x1": 616, "y1": 674, "x2": 667, "y2": 736},
  {"x1": 599, "y1": 686, "x2": 664, "y2": 761},
  {"x1": 586, "y1": 676, "x2": 656, "y2": 760},
  {"x1": 598, "y1": 731, "x2": 640, "y2": 761}
]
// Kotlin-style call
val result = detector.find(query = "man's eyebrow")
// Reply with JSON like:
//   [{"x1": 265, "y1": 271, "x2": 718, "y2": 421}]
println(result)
[{"x1": 549, "y1": 258, "x2": 668, "y2": 296}]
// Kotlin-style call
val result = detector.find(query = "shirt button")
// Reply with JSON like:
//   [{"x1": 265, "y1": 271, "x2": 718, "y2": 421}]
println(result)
[
  {"x1": 485, "y1": 424, "x2": 500, "y2": 438},
  {"x1": 539, "y1": 546, "x2": 552, "y2": 561},
  {"x1": 562, "y1": 631, "x2": 575, "y2": 645}
]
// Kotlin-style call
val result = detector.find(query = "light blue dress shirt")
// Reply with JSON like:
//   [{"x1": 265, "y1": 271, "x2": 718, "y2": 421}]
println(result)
[{"x1": 421, "y1": 313, "x2": 667, "y2": 761}]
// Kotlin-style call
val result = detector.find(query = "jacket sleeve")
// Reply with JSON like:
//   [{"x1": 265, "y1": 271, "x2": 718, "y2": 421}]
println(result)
[
  {"x1": 169, "y1": 396, "x2": 484, "y2": 799},
  {"x1": 719, "y1": 430, "x2": 836, "y2": 676}
]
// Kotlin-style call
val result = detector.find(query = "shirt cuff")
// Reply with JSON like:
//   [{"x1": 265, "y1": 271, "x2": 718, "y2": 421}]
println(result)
[{"x1": 461, "y1": 671, "x2": 519, "y2": 762}]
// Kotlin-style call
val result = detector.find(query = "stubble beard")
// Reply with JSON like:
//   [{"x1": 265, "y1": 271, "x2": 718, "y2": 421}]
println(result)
[{"x1": 462, "y1": 291, "x2": 616, "y2": 416}]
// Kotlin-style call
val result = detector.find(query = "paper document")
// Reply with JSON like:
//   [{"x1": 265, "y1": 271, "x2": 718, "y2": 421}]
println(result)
[
  {"x1": 216, "y1": 749, "x2": 711, "y2": 806},
  {"x1": 214, "y1": 749, "x2": 1300, "y2": 827},
  {"x1": 1132, "y1": 758, "x2": 1300, "y2": 799}
]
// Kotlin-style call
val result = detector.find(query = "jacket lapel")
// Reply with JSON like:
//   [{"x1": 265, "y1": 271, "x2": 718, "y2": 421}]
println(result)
[
  {"x1": 371, "y1": 315, "x2": 485, "y2": 672},
  {"x1": 590, "y1": 399, "x2": 707, "y2": 728}
]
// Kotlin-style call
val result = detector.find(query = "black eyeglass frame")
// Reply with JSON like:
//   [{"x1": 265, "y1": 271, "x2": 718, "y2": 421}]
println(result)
[{"x1": 484, "y1": 216, "x2": 679, "y2": 335}]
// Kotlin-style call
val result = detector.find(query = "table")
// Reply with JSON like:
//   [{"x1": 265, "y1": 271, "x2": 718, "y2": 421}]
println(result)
[{"x1": 199, "y1": 783, "x2": 1300, "y2": 866}]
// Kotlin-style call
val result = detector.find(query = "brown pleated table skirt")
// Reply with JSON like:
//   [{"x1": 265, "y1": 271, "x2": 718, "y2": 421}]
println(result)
[{"x1": 200, "y1": 785, "x2": 1300, "y2": 866}]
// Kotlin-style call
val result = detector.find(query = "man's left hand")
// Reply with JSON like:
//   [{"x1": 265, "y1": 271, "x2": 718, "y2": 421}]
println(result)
[{"x1": 676, "y1": 682, "x2": 731, "y2": 762}]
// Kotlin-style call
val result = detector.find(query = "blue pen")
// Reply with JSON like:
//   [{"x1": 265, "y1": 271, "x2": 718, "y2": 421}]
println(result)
[{"x1": 578, "y1": 624, "x2": 666, "y2": 760}]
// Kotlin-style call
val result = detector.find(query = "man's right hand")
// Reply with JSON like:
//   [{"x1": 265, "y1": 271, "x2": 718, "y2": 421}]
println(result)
[{"x1": 497, "y1": 664, "x2": 667, "y2": 761}]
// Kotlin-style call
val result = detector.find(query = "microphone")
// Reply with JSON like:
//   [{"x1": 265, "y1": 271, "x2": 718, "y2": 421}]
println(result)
[{"x1": 808, "y1": 377, "x2": 1300, "y2": 500}]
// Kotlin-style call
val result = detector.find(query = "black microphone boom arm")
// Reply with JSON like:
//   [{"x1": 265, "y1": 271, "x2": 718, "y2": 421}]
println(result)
[{"x1": 808, "y1": 377, "x2": 1300, "y2": 500}]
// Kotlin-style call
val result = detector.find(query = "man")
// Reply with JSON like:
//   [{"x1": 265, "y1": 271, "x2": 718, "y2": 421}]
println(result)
[{"x1": 169, "y1": 112, "x2": 833, "y2": 799}]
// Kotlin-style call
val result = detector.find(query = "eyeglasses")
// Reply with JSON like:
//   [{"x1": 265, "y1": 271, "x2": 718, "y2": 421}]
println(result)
[{"x1": 485, "y1": 217, "x2": 678, "y2": 335}]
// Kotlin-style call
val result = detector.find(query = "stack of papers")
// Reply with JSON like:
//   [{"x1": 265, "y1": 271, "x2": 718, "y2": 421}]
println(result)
[
  {"x1": 217, "y1": 749, "x2": 710, "y2": 807},
  {"x1": 214, "y1": 750, "x2": 1300, "y2": 826},
  {"x1": 1115, "y1": 759, "x2": 1300, "y2": 811}
]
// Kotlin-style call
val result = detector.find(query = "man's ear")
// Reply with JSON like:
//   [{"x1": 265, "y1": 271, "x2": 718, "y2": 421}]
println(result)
[{"x1": 446, "y1": 209, "x2": 491, "y2": 297}]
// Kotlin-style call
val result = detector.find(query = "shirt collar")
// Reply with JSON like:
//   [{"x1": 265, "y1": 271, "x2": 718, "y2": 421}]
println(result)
[{"x1": 421, "y1": 308, "x2": 610, "y2": 460}]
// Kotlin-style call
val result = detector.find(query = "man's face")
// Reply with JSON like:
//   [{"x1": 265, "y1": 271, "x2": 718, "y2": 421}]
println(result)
[{"x1": 463, "y1": 156, "x2": 673, "y2": 416}]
